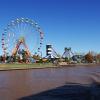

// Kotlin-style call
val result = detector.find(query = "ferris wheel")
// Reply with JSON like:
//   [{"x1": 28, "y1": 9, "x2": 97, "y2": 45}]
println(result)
[{"x1": 1, "y1": 18, "x2": 44, "y2": 56}]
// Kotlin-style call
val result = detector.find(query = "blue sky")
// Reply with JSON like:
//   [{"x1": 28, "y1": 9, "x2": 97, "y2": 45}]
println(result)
[{"x1": 0, "y1": 0, "x2": 100, "y2": 56}]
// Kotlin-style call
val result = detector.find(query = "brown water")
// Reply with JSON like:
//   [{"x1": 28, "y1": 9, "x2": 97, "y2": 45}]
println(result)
[{"x1": 0, "y1": 66, "x2": 100, "y2": 100}]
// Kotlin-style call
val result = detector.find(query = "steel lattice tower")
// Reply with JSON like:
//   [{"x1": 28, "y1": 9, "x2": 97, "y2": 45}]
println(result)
[{"x1": 62, "y1": 47, "x2": 73, "y2": 59}]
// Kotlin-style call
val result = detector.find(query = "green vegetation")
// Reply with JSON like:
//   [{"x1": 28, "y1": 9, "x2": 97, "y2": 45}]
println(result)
[{"x1": 0, "y1": 63, "x2": 56, "y2": 71}]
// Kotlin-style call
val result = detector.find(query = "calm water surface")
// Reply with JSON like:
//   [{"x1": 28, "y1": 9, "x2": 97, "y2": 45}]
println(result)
[{"x1": 0, "y1": 66, "x2": 100, "y2": 100}]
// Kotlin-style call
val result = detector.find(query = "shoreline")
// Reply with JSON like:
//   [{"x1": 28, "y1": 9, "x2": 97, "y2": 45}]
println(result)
[
  {"x1": 0, "y1": 63, "x2": 100, "y2": 71},
  {"x1": 0, "y1": 63, "x2": 57, "y2": 71},
  {"x1": 60, "y1": 63, "x2": 100, "y2": 67}
]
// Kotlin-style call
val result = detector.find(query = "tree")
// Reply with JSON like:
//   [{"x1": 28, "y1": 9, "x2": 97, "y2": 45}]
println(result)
[
  {"x1": 85, "y1": 52, "x2": 94, "y2": 63},
  {"x1": 96, "y1": 54, "x2": 100, "y2": 63},
  {"x1": 21, "y1": 49, "x2": 26, "y2": 62},
  {"x1": 33, "y1": 55, "x2": 40, "y2": 60}
]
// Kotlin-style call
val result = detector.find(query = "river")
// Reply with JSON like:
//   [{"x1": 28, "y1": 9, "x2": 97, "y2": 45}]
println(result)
[{"x1": 0, "y1": 65, "x2": 100, "y2": 100}]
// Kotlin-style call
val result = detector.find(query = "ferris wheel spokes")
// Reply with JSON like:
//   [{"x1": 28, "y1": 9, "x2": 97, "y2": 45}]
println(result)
[{"x1": 1, "y1": 18, "x2": 44, "y2": 57}]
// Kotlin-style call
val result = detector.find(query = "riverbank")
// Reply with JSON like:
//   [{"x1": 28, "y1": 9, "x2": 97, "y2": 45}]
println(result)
[
  {"x1": 0, "y1": 63, "x2": 100, "y2": 71},
  {"x1": 60, "y1": 63, "x2": 100, "y2": 67},
  {"x1": 0, "y1": 63, "x2": 56, "y2": 71}
]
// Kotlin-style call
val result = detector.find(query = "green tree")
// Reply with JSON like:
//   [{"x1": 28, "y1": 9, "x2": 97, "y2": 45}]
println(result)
[{"x1": 96, "y1": 54, "x2": 100, "y2": 63}]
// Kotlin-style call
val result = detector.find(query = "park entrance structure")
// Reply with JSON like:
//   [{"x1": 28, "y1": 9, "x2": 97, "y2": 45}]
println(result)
[{"x1": 1, "y1": 18, "x2": 44, "y2": 62}]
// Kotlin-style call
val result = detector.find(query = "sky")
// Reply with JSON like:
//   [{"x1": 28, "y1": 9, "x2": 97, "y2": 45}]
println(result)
[{"x1": 0, "y1": 0, "x2": 100, "y2": 56}]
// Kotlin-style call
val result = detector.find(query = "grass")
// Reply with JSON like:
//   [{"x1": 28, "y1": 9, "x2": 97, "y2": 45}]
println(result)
[{"x1": 0, "y1": 63, "x2": 57, "y2": 71}]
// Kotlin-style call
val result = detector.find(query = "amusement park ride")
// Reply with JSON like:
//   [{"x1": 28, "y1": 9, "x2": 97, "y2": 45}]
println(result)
[
  {"x1": 46, "y1": 44, "x2": 59, "y2": 59},
  {"x1": 12, "y1": 37, "x2": 31, "y2": 56},
  {"x1": 62, "y1": 47, "x2": 73, "y2": 59},
  {"x1": 1, "y1": 17, "x2": 75, "y2": 64},
  {"x1": 1, "y1": 18, "x2": 44, "y2": 63}
]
